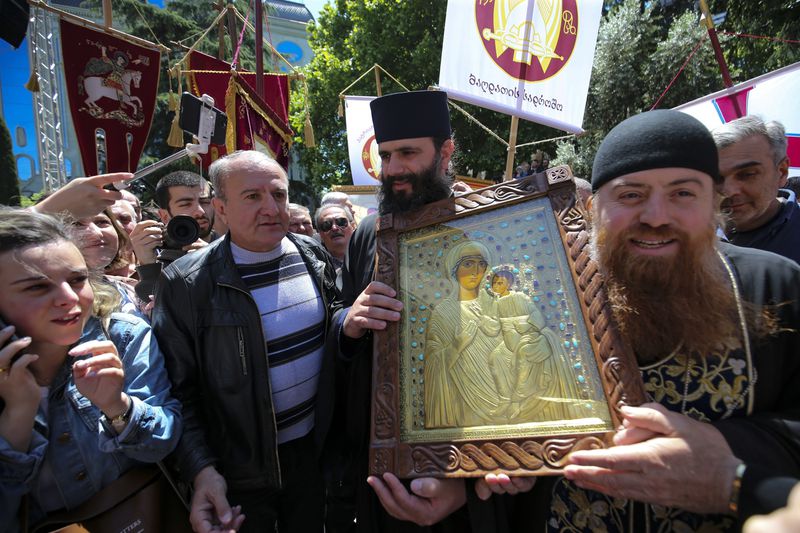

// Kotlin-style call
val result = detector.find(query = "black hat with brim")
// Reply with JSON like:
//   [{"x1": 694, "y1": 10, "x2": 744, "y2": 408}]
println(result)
[{"x1": 370, "y1": 90, "x2": 452, "y2": 144}]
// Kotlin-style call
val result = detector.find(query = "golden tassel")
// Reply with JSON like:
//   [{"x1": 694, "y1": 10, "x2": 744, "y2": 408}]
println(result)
[
  {"x1": 25, "y1": 69, "x2": 40, "y2": 92},
  {"x1": 168, "y1": 90, "x2": 177, "y2": 112},
  {"x1": 167, "y1": 68, "x2": 184, "y2": 147},
  {"x1": 304, "y1": 113, "x2": 316, "y2": 148},
  {"x1": 337, "y1": 98, "x2": 343, "y2": 118},
  {"x1": 167, "y1": 114, "x2": 184, "y2": 147}
]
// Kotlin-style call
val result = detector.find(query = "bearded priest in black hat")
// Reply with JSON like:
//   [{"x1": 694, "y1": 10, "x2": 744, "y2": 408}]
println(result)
[
  {"x1": 488, "y1": 109, "x2": 800, "y2": 532},
  {"x1": 319, "y1": 91, "x2": 525, "y2": 533}
]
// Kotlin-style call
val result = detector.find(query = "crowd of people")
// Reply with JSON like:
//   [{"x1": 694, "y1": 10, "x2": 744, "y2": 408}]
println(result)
[{"x1": 0, "y1": 88, "x2": 799, "y2": 533}]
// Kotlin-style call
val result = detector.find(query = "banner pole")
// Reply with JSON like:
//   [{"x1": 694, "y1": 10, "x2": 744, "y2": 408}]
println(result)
[
  {"x1": 226, "y1": 2, "x2": 238, "y2": 67},
  {"x1": 699, "y1": 0, "x2": 742, "y2": 117},
  {"x1": 255, "y1": 0, "x2": 264, "y2": 97},
  {"x1": 216, "y1": 1, "x2": 226, "y2": 59},
  {"x1": 374, "y1": 65, "x2": 382, "y2": 96},
  {"x1": 28, "y1": 0, "x2": 165, "y2": 52},
  {"x1": 504, "y1": 116, "x2": 519, "y2": 181},
  {"x1": 102, "y1": 0, "x2": 112, "y2": 28}
]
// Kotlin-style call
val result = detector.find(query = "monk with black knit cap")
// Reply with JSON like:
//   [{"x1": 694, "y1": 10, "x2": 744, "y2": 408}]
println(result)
[
  {"x1": 533, "y1": 109, "x2": 800, "y2": 532},
  {"x1": 320, "y1": 91, "x2": 528, "y2": 533}
]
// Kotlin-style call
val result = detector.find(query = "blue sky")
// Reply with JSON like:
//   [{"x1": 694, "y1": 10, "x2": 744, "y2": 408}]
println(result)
[{"x1": 304, "y1": 0, "x2": 328, "y2": 20}]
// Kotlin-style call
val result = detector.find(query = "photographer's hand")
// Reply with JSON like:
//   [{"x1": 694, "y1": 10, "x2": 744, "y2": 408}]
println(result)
[{"x1": 130, "y1": 220, "x2": 163, "y2": 265}]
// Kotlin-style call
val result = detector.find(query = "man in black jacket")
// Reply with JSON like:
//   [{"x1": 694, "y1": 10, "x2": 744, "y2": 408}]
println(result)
[
  {"x1": 152, "y1": 150, "x2": 341, "y2": 533},
  {"x1": 326, "y1": 91, "x2": 527, "y2": 533}
]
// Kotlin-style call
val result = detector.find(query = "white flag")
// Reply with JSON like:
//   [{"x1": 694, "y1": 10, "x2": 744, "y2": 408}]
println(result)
[
  {"x1": 674, "y1": 61, "x2": 800, "y2": 173},
  {"x1": 438, "y1": 0, "x2": 603, "y2": 133},
  {"x1": 345, "y1": 96, "x2": 381, "y2": 186}
]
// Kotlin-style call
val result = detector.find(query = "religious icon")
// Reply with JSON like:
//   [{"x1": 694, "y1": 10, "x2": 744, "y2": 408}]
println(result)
[
  {"x1": 423, "y1": 241, "x2": 595, "y2": 429},
  {"x1": 370, "y1": 167, "x2": 647, "y2": 479}
]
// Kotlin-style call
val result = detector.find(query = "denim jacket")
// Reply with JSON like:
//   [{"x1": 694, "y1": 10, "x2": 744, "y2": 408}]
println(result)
[{"x1": 0, "y1": 313, "x2": 182, "y2": 532}]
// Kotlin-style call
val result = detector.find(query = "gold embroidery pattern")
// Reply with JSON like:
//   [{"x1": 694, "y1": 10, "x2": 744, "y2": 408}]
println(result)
[
  {"x1": 642, "y1": 346, "x2": 750, "y2": 423},
  {"x1": 548, "y1": 346, "x2": 749, "y2": 532},
  {"x1": 549, "y1": 478, "x2": 735, "y2": 532}
]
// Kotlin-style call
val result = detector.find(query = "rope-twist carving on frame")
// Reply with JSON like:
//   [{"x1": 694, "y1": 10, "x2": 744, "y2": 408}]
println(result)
[
  {"x1": 411, "y1": 437, "x2": 606, "y2": 474},
  {"x1": 559, "y1": 197, "x2": 645, "y2": 412}
]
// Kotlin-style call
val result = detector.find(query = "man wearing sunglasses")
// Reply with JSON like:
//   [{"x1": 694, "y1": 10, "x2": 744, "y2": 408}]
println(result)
[{"x1": 315, "y1": 204, "x2": 355, "y2": 272}]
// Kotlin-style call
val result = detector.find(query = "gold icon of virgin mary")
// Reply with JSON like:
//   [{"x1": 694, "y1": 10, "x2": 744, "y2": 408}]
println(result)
[{"x1": 423, "y1": 240, "x2": 594, "y2": 429}]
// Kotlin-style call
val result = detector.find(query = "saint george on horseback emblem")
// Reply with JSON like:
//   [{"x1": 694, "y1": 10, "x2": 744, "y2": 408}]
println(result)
[
  {"x1": 78, "y1": 46, "x2": 147, "y2": 125},
  {"x1": 60, "y1": 19, "x2": 160, "y2": 175},
  {"x1": 476, "y1": 0, "x2": 579, "y2": 82}
]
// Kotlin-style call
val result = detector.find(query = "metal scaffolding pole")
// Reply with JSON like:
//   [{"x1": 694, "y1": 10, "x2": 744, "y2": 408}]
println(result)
[{"x1": 29, "y1": 5, "x2": 68, "y2": 192}]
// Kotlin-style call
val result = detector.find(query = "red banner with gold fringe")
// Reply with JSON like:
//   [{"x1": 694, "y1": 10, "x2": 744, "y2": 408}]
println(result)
[
  {"x1": 186, "y1": 51, "x2": 291, "y2": 169},
  {"x1": 225, "y1": 72, "x2": 293, "y2": 168},
  {"x1": 60, "y1": 19, "x2": 160, "y2": 176}
]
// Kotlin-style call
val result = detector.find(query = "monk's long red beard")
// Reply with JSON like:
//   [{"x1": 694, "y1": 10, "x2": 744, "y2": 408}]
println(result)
[{"x1": 593, "y1": 222, "x2": 739, "y2": 364}]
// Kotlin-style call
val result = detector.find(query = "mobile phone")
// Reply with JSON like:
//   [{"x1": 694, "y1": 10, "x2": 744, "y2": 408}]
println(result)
[
  {"x1": 0, "y1": 316, "x2": 24, "y2": 364},
  {"x1": 179, "y1": 92, "x2": 227, "y2": 145}
]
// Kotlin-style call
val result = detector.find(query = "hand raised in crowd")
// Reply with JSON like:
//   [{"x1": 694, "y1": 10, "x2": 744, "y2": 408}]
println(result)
[
  {"x1": 0, "y1": 326, "x2": 39, "y2": 452},
  {"x1": 69, "y1": 340, "x2": 128, "y2": 420},
  {"x1": 130, "y1": 220, "x2": 164, "y2": 265},
  {"x1": 191, "y1": 466, "x2": 246, "y2": 533},
  {"x1": 563, "y1": 402, "x2": 742, "y2": 514},
  {"x1": 33, "y1": 172, "x2": 134, "y2": 219},
  {"x1": 368, "y1": 473, "x2": 467, "y2": 526},
  {"x1": 342, "y1": 281, "x2": 403, "y2": 339}
]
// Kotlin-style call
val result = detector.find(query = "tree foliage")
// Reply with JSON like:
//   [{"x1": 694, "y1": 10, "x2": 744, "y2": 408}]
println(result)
[
  {"x1": 297, "y1": 0, "x2": 566, "y2": 190},
  {"x1": 0, "y1": 115, "x2": 21, "y2": 206}
]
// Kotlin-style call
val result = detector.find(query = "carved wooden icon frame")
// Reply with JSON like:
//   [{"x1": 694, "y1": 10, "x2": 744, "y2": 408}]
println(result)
[{"x1": 370, "y1": 166, "x2": 647, "y2": 479}]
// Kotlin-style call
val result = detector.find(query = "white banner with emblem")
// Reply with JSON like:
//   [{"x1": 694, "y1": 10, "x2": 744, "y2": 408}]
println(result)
[
  {"x1": 438, "y1": 0, "x2": 603, "y2": 133},
  {"x1": 345, "y1": 95, "x2": 381, "y2": 186}
]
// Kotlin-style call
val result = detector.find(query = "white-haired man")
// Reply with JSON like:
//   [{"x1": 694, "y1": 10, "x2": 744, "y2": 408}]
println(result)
[{"x1": 153, "y1": 150, "x2": 341, "y2": 533}]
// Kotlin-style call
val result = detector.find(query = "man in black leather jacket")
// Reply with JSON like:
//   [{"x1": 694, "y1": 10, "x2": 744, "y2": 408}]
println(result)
[{"x1": 152, "y1": 151, "x2": 341, "y2": 533}]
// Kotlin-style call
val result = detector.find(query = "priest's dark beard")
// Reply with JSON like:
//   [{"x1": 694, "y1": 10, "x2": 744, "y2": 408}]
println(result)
[
  {"x1": 378, "y1": 155, "x2": 452, "y2": 215},
  {"x1": 592, "y1": 221, "x2": 740, "y2": 364}
]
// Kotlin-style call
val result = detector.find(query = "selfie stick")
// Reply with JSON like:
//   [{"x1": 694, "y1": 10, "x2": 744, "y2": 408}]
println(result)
[{"x1": 111, "y1": 94, "x2": 221, "y2": 190}]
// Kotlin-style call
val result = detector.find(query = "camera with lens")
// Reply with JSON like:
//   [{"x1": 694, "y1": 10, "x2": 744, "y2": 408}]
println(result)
[
  {"x1": 157, "y1": 215, "x2": 200, "y2": 263},
  {"x1": 164, "y1": 215, "x2": 200, "y2": 249}
]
